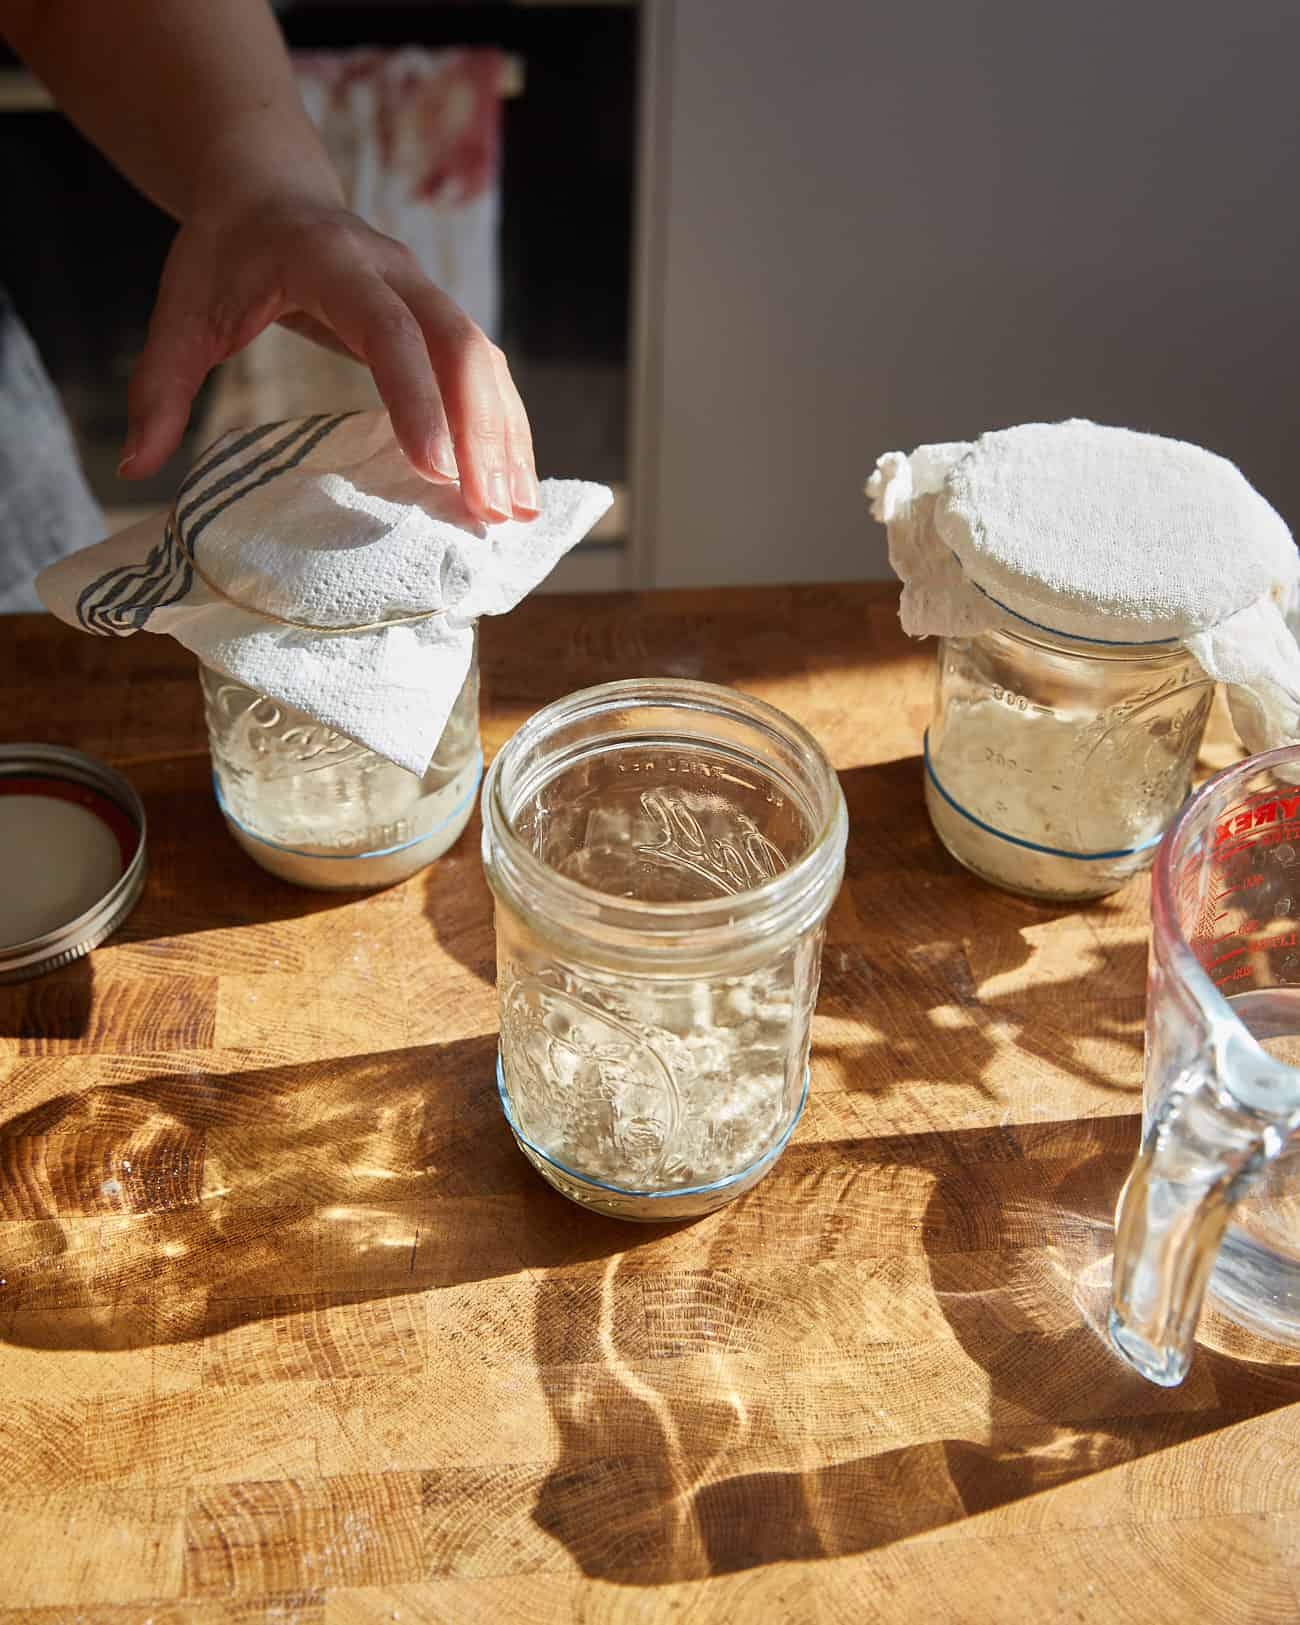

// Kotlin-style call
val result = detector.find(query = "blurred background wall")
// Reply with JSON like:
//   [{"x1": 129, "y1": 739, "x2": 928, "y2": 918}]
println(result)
[
  {"x1": 3, "y1": 0, "x2": 1297, "y2": 591},
  {"x1": 642, "y1": 0, "x2": 1300, "y2": 585}
]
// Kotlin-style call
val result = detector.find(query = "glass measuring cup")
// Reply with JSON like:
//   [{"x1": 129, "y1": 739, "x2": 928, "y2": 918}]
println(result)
[{"x1": 1110, "y1": 745, "x2": 1300, "y2": 1385}]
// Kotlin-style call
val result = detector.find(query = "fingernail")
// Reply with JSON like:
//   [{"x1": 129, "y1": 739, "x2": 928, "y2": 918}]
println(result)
[
  {"x1": 117, "y1": 435, "x2": 139, "y2": 476},
  {"x1": 486, "y1": 471, "x2": 512, "y2": 520},
  {"x1": 430, "y1": 434, "x2": 458, "y2": 482},
  {"x1": 511, "y1": 466, "x2": 540, "y2": 516}
]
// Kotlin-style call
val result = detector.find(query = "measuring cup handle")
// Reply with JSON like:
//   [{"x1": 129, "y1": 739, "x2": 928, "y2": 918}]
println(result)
[{"x1": 1109, "y1": 1071, "x2": 1277, "y2": 1386}]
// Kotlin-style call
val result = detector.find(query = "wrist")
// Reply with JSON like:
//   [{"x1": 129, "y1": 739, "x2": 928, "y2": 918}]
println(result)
[{"x1": 184, "y1": 119, "x2": 345, "y2": 228}]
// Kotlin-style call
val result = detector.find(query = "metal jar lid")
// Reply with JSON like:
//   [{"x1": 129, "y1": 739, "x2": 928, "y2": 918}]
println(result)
[{"x1": 0, "y1": 743, "x2": 147, "y2": 984}]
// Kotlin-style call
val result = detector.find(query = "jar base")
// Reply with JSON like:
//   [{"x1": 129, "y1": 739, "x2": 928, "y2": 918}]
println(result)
[
  {"x1": 924, "y1": 776, "x2": 1154, "y2": 903},
  {"x1": 499, "y1": 1055, "x2": 809, "y2": 1222},
  {"x1": 219, "y1": 804, "x2": 473, "y2": 890},
  {"x1": 928, "y1": 821, "x2": 1147, "y2": 903},
  {"x1": 217, "y1": 754, "x2": 481, "y2": 891}
]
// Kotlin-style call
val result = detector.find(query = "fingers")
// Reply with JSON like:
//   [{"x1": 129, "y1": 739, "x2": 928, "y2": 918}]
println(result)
[
  {"x1": 121, "y1": 254, "x2": 223, "y2": 479},
  {"x1": 276, "y1": 310, "x2": 360, "y2": 360},
  {"x1": 126, "y1": 205, "x2": 539, "y2": 524},
  {"x1": 123, "y1": 229, "x2": 285, "y2": 479},
  {"x1": 489, "y1": 342, "x2": 540, "y2": 518},
  {"x1": 311, "y1": 269, "x2": 459, "y2": 486},
  {"x1": 390, "y1": 272, "x2": 538, "y2": 522}
]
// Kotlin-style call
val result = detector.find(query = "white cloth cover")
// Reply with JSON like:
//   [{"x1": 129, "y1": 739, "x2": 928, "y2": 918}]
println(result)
[
  {"x1": 867, "y1": 419, "x2": 1300, "y2": 754},
  {"x1": 38, "y1": 410, "x2": 613, "y2": 775}
]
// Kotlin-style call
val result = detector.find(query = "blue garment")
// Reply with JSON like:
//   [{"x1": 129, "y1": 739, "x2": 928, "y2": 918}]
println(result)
[{"x1": 0, "y1": 288, "x2": 102, "y2": 612}]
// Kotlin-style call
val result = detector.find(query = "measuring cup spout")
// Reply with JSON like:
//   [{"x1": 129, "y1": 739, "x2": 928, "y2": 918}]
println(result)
[{"x1": 1109, "y1": 1067, "x2": 1285, "y2": 1385}]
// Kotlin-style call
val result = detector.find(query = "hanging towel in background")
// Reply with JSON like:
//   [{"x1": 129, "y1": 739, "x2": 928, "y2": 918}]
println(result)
[{"x1": 198, "y1": 46, "x2": 505, "y2": 441}]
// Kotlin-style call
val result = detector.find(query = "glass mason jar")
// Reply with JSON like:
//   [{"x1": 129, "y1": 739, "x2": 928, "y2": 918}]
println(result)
[
  {"x1": 481, "y1": 678, "x2": 848, "y2": 1221},
  {"x1": 201, "y1": 629, "x2": 481, "y2": 890},
  {"x1": 924, "y1": 627, "x2": 1215, "y2": 902}
]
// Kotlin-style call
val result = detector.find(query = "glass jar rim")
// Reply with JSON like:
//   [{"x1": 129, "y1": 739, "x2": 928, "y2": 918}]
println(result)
[
  {"x1": 481, "y1": 678, "x2": 848, "y2": 953},
  {"x1": 973, "y1": 623, "x2": 1196, "y2": 663}
]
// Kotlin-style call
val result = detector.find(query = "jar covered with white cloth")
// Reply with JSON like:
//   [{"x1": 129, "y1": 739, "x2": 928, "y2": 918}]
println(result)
[
  {"x1": 200, "y1": 633, "x2": 482, "y2": 890},
  {"x1": 868, "y1": 420, "x2": 1300, "y2": 901},
  {"x1": 34, "y1": 409, "x2": 614, "y2": 889}
]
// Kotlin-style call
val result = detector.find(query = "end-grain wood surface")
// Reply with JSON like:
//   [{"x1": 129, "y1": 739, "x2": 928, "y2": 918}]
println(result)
[{"x1": 1, "y1": 585, "x2": 1298, "y2": 1624}]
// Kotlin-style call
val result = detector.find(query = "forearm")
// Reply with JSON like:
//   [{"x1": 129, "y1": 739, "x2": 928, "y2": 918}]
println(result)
[
  {"x1": 1, "y1": 0, "x2": 534, "y2": 516},
  {"x1": 0, "y1": 0, "x2": 342, "y2": 221}
]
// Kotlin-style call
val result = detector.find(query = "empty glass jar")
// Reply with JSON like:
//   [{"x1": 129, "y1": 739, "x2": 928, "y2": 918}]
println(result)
[
  {"x1": 481, "y1": 678, "x2": 848, "y2": 1219},
  {"x1": 925, "y1": 626, "x2": 1214, "y2": 901},
  {"x1": 201, "y1": 631, "x2": 481, "y2": 889}
]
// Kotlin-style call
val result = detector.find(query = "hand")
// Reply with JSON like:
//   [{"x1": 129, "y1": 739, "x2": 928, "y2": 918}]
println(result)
[{"x1": 119, "y1": 194, "x2": 538, "y2": 524}]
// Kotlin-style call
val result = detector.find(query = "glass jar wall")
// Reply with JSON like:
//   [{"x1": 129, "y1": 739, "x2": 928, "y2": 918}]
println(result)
[
  {"x1": 925, "y1": 627, "x2": 1214, "y2": 901},
  {"x1": 481, "y1": 678, "x2": 848, "y2": 1219},
  {"x1": 201, "y1": 630, "x2": 481, "y2": 890}
]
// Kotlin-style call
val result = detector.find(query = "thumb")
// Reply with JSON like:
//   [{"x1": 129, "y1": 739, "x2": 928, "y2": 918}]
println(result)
[{"x1": 120, "y1": 305, "x2": 215, "y2": 480}]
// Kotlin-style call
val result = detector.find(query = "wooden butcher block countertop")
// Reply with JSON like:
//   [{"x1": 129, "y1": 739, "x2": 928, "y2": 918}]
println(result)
[{"x1": 1, "y1": 584, "x2": 1298, "y2": 1624}]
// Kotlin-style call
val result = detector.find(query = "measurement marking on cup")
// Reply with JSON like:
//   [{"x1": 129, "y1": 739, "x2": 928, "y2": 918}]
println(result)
[
  {"x1": 1207, "y1": 931, "x2": 1300, "y2": 986},
  {"x1": 1202, "y1": 935, "x2": 1282, "y2": 963},
  {"x1": 1202, "y1": 925, "x2": 1268, "y2": 944}
]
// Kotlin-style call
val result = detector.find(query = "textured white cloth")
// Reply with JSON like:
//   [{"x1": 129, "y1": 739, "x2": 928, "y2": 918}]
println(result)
[
  {"x1": 867, "y1": 420, "x2": 1300, "y2": 753},
  {"x1": 38, "y1": 410, "x2": 613, "y2": 774}
]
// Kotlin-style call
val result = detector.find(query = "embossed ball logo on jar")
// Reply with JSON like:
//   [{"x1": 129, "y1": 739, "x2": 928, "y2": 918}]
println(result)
[
  {"x1": 501, "y1": 975, "x2": 683, "y2": 1185},
  {"x1": 636, "y1": 788, "x2": 787, "y2": 897},
  {"x1": 204, "y1": 679, "x2": 377, "y2": 779}
]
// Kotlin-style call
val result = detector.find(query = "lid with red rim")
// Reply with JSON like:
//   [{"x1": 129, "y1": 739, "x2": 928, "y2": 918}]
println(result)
[{"x1": 0, "y1": 744, "x2": 147, "y2": 984}]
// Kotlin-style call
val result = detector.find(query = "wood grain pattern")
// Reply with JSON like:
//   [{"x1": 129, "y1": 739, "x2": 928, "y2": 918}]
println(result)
[{"x1": 2, "y1": 586, "x2": 1298, "y2": 1623}]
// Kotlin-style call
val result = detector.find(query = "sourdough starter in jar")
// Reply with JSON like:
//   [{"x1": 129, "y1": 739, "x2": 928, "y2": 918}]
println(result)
[{"x1": 925, "y1": 628, "x2": 1214, "y2": 901}]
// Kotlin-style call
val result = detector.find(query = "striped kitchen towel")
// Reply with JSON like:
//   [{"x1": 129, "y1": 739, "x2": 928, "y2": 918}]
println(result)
[{"x1": 38, "y1": 409, "x2": 612, "y2": 773}]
